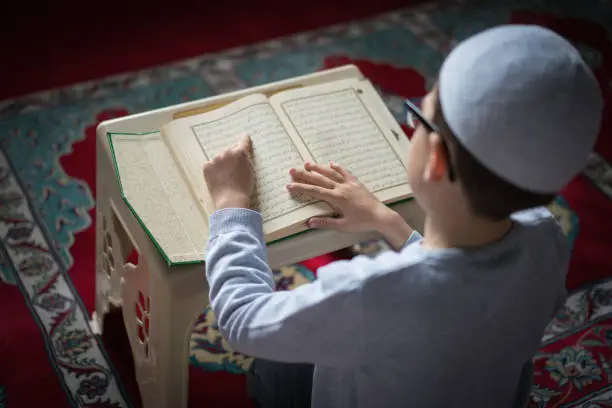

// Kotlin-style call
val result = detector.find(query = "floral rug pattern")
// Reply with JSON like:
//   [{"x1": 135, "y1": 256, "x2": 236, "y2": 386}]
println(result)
[
  {"x1": 0, "y1": 149, "x2": 130, "y2": 406},
  {"x1": 531, "y1": 280, "x2": 612, "y2": 407}
]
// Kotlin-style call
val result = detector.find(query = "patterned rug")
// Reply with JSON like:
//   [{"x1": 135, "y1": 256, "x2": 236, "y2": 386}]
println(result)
[{"x1": 1, "y1": 0, "x2": 611, "y2": 407}]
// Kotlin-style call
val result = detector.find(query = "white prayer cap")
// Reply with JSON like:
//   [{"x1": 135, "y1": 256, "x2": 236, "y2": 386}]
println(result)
[{"x1": 438, "y1": 24, "x2": 603, "y2": 193}]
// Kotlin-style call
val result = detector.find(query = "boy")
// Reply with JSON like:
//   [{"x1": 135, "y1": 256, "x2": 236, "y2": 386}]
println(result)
[{"x1": 202, "y1": 25, "x2": 602, "y2": 407}]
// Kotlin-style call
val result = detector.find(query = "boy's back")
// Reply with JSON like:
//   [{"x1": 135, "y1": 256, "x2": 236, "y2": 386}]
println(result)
[
  {"x1": 202, "y1": 24, "x2": 602, "y2": 408},
  {"x1": 311, "y1": 207, "x2": 567, "y2": 407},
  {"x1": 205, "y1": 206, "x2": 567, "y2": 408}
]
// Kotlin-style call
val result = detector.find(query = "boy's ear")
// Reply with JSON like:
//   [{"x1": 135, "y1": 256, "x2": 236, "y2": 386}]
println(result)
[{"x1": 424, "y1": 133, "x2": 449, "y2": 182}]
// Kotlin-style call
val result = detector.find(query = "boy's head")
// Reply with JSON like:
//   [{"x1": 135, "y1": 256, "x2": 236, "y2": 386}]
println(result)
[{"x1": 406, "y1": 25, "x2": 603, "y2": 221}]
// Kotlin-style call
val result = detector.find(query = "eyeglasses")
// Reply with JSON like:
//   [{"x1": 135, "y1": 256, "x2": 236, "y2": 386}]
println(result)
[{"x1": 404, "y1": 99, "x2": 456, "y2": 182}]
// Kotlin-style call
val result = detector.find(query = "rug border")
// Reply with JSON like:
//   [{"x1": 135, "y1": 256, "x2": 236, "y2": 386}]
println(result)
[{"x1": 0, "y1": 146, "x2": 134, "y2": 408}]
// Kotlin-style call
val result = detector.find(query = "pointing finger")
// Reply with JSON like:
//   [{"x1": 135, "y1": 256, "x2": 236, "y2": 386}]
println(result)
[
  {"x1": 240, "y1": 134, "x2": 252, "y2": 151},
  {"x1": 232, "y1": 133, "x2": 252, "y2": 155}
]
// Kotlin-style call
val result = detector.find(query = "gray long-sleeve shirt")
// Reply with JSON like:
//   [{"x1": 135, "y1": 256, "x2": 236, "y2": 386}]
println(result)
[{"x1": 205, "y1": 207, "x2": 568, "y2": 407}]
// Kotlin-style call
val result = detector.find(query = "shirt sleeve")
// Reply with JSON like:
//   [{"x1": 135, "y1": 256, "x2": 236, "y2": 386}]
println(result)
[{"x1": 206, "y1": 208, "x2": 378, "y2": 367}]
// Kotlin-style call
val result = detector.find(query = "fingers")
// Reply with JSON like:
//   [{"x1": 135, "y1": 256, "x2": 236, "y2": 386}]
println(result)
[
  {"x1": 232, "y1": 133, "x2": 252, "y2": 155},
  {"x1": 203, "y1": 134, "x2": 254, "y2": 177},
  {"x1": 329, "y1": 161, "x2": 354, "y2": 180},
  {"x1": 286, "y1": 182, "x2": 335, "y2": 201},
  {"x1": 307, "y1": 216, "x2": 346, "y2": 231},
  {"x1": 290, "y1": 167, "x2": 335, "y2": 189},
  {"x1": 239, "y1": 133, "x2": 252, "y2": 152},
  {"x1": 305, "y1": 162, "x2": 344, "y2": 183},
  {"x1": 202, "y1": 161, "x2": 212, "y2": 176}
]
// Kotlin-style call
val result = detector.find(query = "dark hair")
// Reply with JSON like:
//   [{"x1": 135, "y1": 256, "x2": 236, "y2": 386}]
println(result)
[{"x1": 432, "y1": 96, "x2": 556, "y2": 221}]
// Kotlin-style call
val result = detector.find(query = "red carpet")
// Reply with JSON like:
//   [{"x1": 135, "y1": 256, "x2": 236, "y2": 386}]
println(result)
[{"x1": 2, "y1": 0, "x2": 420, "y2": 101}]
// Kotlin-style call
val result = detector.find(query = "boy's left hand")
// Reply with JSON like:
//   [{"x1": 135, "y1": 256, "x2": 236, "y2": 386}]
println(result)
[
  {"x1": 287, "y1": 161, "x2": 390, "y2": 233},
  {"x1": 203, "y1": 134, "x2": 255, "y2": 210}
]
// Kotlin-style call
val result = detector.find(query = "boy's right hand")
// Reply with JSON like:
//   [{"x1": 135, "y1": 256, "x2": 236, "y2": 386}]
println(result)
[{"x1": 287, "y1": 162, "x2": 414, "y2": 249}]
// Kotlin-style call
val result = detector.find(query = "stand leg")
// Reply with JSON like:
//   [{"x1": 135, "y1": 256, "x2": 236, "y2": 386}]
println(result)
[
  {"x1": 92, "y1": 187, "x2": 126, "y2": 334},
  {"x1": 121, "y1": 252, "x2": 208, "y2": 408},
  {"x1": 96, "y1": 118, "x2": 209, "y2": 407}
]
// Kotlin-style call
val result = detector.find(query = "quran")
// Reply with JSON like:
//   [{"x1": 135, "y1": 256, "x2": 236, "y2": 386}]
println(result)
[{"x1": 108, "y1": 77, "x2": 412, "y2": 265}]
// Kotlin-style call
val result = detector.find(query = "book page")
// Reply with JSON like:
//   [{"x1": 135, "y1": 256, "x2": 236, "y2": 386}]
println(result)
[
  {"x1": 270, "y1": 78, "x2": 411, "y2": 204},
  {"x1": 109, "y1": 132, "x2": 209, "y2": 264},
  {"x1": 164, "y1": 94, "x2": 330, "y2": 239}
]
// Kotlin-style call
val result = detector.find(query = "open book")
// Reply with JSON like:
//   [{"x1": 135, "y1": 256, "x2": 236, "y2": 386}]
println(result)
[{"x1": 108, "y1": 77, "x2": 412, "y2": 265}]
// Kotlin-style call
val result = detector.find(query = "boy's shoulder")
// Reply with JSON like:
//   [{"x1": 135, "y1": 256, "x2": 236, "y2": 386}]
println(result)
[
  {"x1": 511, "y1": 206, "x2": 568, "y2": 252},
  {"x1": 511, "y1": 206, "x2": 558, "y2": 227},
  {"x1": 317, "y1": 207, "x2": 566, "y2": 298},
  {"x1": 355, "y1": 207, "x2": 565, "y2": 288}
]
